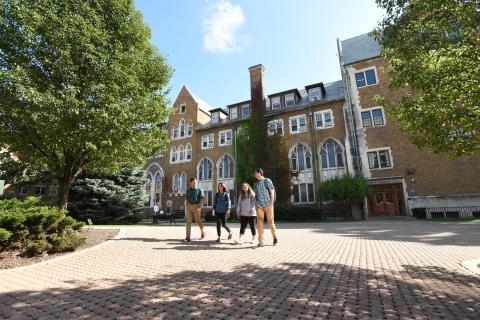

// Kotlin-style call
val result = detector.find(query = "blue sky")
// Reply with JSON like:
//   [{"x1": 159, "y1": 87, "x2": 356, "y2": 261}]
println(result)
[{"x1": 135, "y1": 0, "x2": 385, "y2": 108}]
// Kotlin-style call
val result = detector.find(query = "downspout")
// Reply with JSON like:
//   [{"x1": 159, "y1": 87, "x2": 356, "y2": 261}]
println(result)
[{"x1": 307, "y1": 104, "x2": 320, "y2": 208}]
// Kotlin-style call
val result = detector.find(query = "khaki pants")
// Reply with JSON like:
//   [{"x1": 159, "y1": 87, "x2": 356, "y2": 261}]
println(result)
[
  {"x1": 256, "y1": 205, "x2": 277, "y2": 245},
  {"x1": 186, "y1": 203, "x2": 205, "y2": 238}
]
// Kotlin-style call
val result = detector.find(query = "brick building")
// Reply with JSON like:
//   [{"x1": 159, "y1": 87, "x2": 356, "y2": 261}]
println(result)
[{"x1": 145, "y1": 33, "x2": 480, "y2": 218}]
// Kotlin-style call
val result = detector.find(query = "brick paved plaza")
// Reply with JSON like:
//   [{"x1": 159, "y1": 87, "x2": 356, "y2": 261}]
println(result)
[{"x1": 0, "y1": 220, "x2": 479, "y2": 319}]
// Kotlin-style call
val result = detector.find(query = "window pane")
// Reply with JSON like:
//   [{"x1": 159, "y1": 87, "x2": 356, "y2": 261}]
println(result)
[
  {"x1": 379, "y1": 150, "x2": 391, "y2": 168},
  {"x1": 291, "y1": 157, "x2": 297, "y2": 171},
  {"x1": 320, "y1": 150, "x2": 328, "y2": 169},
  {"x1": 365, "y1": 69, "x2": 377, "y2": 85},
  {"x1": 290, "y1": 119, "x2": 297, "y2": 132},
  {"x1": 298, "y1": 145, "x2": 305, "y2": 171},
  {"x1": 368, "y1": 152, "x2": 379, "y2": 169},
  {"x1": 361, "y1": 111, "x2": 373, "y2": 127},
  {"x1": 293, "y1": 185, "x2": 300, "y2": 203},
  {"x1": 307, "y1": 184, "x2": 314, "y2": 202},
  {"x1": 299, "y1": 117, "x2": 306, "y2": 131},
  {"x1": 300, "y1": 184, "x2": 307, "y2": 202},
  {"x1": 372, "y1": 109, "x2": 384, "y2": 126},
  {"x1": 324, "y1": 112, "x2": 332, "y2": 127},
  {"x1": 285, "y1": 94, "x2": 295, "y2": 107},
  {"x1": 305, "y1": 153, "x2": 311, "y2": 169},
  {"x1": 327, "y1": 141, "x2": 335, "y2": 168},
  {"x1": 315, "y1": 114, "x2": 323, "y2": 128},
  {"x1": 355, "y1": 72, "x2": 366, "y2": 87}
]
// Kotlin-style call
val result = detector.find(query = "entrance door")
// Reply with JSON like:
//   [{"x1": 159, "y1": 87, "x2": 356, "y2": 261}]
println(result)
[{"x1": 369, "y1": 184, "x2": 405, "y2": 216}]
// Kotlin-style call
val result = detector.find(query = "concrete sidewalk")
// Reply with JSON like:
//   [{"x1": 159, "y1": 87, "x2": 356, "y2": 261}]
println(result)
[{"x1": 1, "y1": 220, "x2": 479, "y2": 319}]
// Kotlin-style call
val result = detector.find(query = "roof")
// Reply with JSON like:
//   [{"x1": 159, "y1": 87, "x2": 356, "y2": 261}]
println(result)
[
  {"x1": 340, "y1": 33, "x2": 381, "y2": 66},
  {"x1": 196, "y1": 80, "x2": 345, "y2": 131},
  {"x1": 184, "y1": 86, "x2": 213, "y2": 114}
]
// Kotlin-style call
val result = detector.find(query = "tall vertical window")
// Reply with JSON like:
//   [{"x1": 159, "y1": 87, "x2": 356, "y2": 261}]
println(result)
[
  {"x1": 145, "y1": 174, "x2": 152, "y2": 206},
  {"x1": 212, "y1": 112, "x2": 219, "y2": 124},
  {"x1": 180, "y1": 172, "x2": 187, "y2": 193},
  {"x1": 309, "y1": 87, "x2": 321, "y2": 102},
  {"x1": 367, "y1": 148, "x2": 393, "y2": 169},
  {"x1": 172, "y1": 125, "x2": 178, "y2": 139},
  {"x1": 180, "y1": 104, "x2": 186, "y2": 114},
  {"x1": 178, "y1": 145, "x2": 185, "y2": 161},
  {"x1": 241, "y1": 104, "x2": 250, "y2": 117},
  {"x1": 187, "y1": 121, "x2": 193, "y2": 136},
  {"x1": 179, "y1": 119, "x2": 185, "y2": 137},
  {"x1": 198, "y1": 158, "x2": 213, "y2": 181},
  {"x1": 230, "y1": 107, "x2": 238, "y2": 120},
  {"x1": 154, "y1": 172, "x2": 162, "y2": 204},
  {"x1": 170, "y1": 146, "x2": 177, "y2": 163},
  {"x1": 271, "y1": 97, "x2": 281, "y2": 110},
  {"x1": 218, "y1": 154, "x2": 235, "y2": 179},
  {"x1": 355, "y1": 68, "x2": 377, "y2": 88},
  {"x1": 320, "y1": 139, "x2": 346, "y2": 181},
  {"x1": 285, "y1": 93, "x2": 295, "y2": 107},
  {"x1": 290, "y1": 143, "x2": 312, "y2": 172},
  {"x1": 186, "y1": 143, "x2": 192, "y2": 161},
  {"x1": 173, "y1": 173, "x2": 180, "y2": 193}
]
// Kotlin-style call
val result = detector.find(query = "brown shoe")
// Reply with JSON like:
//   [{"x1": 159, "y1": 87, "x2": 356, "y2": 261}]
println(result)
[
  {"x1": 200, "y1": 232, "x2": 206, "y2": 240},
  {"x1": 228, "y1": 232, "x2": 233, "y2": 240},
  {"x1": 184, "y1": 237, "x2": 191, "y2": 242}
]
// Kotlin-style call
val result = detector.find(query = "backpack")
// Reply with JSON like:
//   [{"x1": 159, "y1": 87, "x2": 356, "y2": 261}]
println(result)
[{"x1": 263, "y1": 178, "x2": 276, "y2": 203}]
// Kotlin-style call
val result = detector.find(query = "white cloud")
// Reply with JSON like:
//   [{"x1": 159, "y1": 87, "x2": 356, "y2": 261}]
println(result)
[{"x1": 203, "y1": 0, "x2": 247, "y2": 54}]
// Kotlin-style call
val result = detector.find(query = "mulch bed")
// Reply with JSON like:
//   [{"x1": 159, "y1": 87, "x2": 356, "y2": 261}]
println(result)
[{"x1": 0, "y1": 228, "x2": 119, "y2": 270}]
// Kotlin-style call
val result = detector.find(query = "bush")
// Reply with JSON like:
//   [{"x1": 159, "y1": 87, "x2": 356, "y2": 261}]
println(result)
[
  {"x1": 274, "y1": 205, "x2": 322, "y2": 221},
  {"x1": 0, "y1": 197, "x2": 86, "y2": 256}
]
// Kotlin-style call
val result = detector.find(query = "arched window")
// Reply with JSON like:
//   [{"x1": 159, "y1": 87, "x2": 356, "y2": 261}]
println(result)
[
  {"x1": 290, "y1": 143, "x2": 312, "y2": 172},
  {"x1": 187, "y1": 121, "x2": 193, "y2": 136},
  {"x1": 218, "y1": 154, "x2": 234, "y2": 179},
  {"x1": 172, "y1": 124, "x2": 178, "y2": 139},
  {"x1": 180, "y1": 172, "x2": 187, "y2": 193},
  {"x1": 170, "y1": 146, "x2": 177, "y2": 163},
  {"x1": 145, "y1": 174, "x2": 152, "y2": 206},
  {"x1": 179, "y1": 119, "x2": 185, "y2": 137},
  {"x1": 178, "y1": 145, "x2": 185, "y2": 161},
  {"x1": 198, "y1": 158, "x2": 213, "y2": 181},
  {"x1": 320, "y1": 139, "x2": 346, "y2": 181},
  {"x1": 320, "y1": 139, "x2": 344, "y2": 169},
  {"x1": 173, "y1": 173, "x2": 180, "y2": 193},
  {"x1": 186, "y1": 143, "x2": 192, "y2": 161},
  {"x1": 154, "y1": 172, "x2": 162, "y2": 204}
]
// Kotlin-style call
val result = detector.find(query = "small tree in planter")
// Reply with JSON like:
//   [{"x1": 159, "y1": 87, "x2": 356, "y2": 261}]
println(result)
[{"x1": 317, "y1": 174, "x2": 371, "y2": 220}]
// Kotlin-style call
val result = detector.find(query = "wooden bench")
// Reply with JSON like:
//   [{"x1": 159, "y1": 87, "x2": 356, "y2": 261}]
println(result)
[{"x1": 153, "y1": 210, "x2": 185, "y2": 225}]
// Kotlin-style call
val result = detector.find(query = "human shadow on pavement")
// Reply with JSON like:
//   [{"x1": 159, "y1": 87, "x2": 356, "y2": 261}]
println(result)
[{"x1": 1, "y1": 263, "x2": 478, "y2": 319}]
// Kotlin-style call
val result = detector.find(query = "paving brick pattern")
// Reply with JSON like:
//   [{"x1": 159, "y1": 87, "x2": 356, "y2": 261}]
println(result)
[{"x1": 0, "y1": 220, "x2": 479, "y2": 319}]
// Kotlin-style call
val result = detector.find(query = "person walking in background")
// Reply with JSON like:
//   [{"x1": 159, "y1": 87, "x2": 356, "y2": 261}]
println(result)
[
  {"x1": 185, "y1": 178, "x2": 206, "y2": 242},
  {"x1": 253, "y1": 168, "x2": 277, "y2": 247},
  {"x1": 235, "y1": 182, "x2": 257, "y2": 245},
  {"x1": 212, "y1": 182, "x2": 233, "y2": 243}
]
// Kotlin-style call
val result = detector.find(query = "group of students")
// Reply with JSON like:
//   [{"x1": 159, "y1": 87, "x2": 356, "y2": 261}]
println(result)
[{"x1": 184, "y1": 168, "x2": 277, "y2": 247}]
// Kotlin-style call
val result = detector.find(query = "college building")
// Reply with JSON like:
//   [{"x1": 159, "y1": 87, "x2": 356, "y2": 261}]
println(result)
[{"x1": 144, "y1": 33, "x2": 480, "y2": 219}]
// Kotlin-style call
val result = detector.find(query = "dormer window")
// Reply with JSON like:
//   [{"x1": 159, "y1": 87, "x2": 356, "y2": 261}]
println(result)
[
  {"x1": 285, "y1": 93, "x2": 295, "y2": 107},
  {"x1": 241, "y1": 104, "x2": 250, "y2": 117},
  {"x1": 212, "y1": 112, "x2": 219, "y2": 124},
  {"x1": 309, "y1": 87, "x2": 321, "y2": 102},
  {"x1": 271, "y1": 97, "x2": 281, "y2": 110},
  {"x1": 180, "y1": 104, "x2": 186, "y2": 114},
  {"x1": 230, "y1": 107, "x2": 238, "y2": 120}
]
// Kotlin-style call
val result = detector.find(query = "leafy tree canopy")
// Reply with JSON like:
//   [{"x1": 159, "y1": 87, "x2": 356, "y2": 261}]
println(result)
[{"x1": 373, "y1": 0, "x2": 480, "y2": 156}]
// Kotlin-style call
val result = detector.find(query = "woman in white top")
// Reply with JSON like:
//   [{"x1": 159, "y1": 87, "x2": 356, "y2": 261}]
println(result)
[{"x1": 235, "y1": 182, "x2": 257, "y2": 244}]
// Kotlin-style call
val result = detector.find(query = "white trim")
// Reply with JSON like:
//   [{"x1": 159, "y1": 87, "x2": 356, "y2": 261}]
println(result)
[
  {"x1": 308, "y1": 87, "x2": 322, "y2": 102},
  {"x1": 288, "y1": 143, "x2": 313, "y2": 173},
  {"x1": 285, "y1": 93, "x2": 295, "y2": 107},
  {"x1": 230, "y1": 107, "x2": 238, "y2": 120},
  {"x1": 360, "y1": 106, "x2": 386, "y2": 128},
  {"x1": 216, "y1": 153, "x2": 235, "y2": 180},
  {"x1": 366, "y1": 147, "x2": 394, "y2": 170},
  {"x1": 218, "y1": 129, "x2": 232, "y2": 146},
  {"x1": 146, "y1": 163, "x2": 164, "y2": 175},
  {"x1": 179, "y1": 103, "x2": 186, "y2": 114},
  {"x1": 289, "y1": 114, "x2": 308, "y2": 134},
  {"x1": 241, "y1": 104, "x2": 250, "y2": 117},
  {"x1": 197, "y1": 157, "x2": 214, "y2": 182},
  {"x1": 271, "y1": 96, "x2": 281, "y2": 110},
  {"x1": 170, "y1": 146, "x2": 177, "y2": 164},
  {"x1": 314, "y1": 109, "x2": 334, "y2": 130},
  {"x1": 354, "y1": 66, "x2": 379, "y2": 88},
  {"x1": 212, "y1": 112, "x2": 220, "y2": 124},
  {"x1": 201, "y1": 133, "x2": 214, "y2": 149},
  {"x1": 267, "y1": 119, "x2": 284, "y2": 136}
]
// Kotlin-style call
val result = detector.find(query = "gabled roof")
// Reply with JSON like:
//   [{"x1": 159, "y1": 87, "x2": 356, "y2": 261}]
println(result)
[
  {"x1": 267, "y1": 88, "x2": 301, "y2": 100},
  {"x1": 209, "y1": 108, "x2": 228, "y2": 116},
  {"x1": 340, "y1": 33, "x2": 381, "y2": 66},
  {"x1": 182, "y1": 85, "x2": 213, "y2": 114},
  {"x1": 305, "y1": 83, "x2": 326, "y2": 96}
]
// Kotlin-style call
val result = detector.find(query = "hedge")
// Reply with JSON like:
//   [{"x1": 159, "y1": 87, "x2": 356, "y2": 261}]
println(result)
[{"x1": 0, "y1": 197, "x2": 85, "y2": 256}]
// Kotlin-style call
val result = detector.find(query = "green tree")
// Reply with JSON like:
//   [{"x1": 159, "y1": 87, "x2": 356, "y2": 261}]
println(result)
[
  {"x1": 373, "y1": 0, "x2": 480, "y2": 156},
  {"x1": 317, "y1": 174, "x2": 370, "y2": 219},
  {"x1": 68, "y1": 167, "x2": 146, "y2": 224},
  {"x1": 0, "y1": 0, "x2": 172, "y2": 208}
]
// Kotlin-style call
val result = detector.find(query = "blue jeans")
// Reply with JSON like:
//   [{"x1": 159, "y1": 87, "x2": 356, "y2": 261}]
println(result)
[{"x1": 215, "y1": 212, "x2": 231, "y2": 237}]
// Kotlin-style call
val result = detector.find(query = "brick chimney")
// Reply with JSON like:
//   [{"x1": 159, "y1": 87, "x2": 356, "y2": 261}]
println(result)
[{"x1": 248, "y1": 64, "x2": 265, "y2": 111}]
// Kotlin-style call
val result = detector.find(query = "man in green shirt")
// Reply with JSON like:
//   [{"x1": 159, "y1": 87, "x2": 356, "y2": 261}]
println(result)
[{"x1": 185, "y1": 178, "x2": 206, "y2": 242}]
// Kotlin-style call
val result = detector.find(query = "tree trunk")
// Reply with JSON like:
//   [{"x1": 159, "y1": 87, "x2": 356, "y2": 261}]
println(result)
[{"x1": 57, "y1": 178, "x2": 71, "y2": 210}]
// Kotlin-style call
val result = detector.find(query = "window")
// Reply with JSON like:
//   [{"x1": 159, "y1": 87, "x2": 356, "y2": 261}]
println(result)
[
  {"x1": 289, "y1": 115, "x2": 307, "y2": 134},
  {"x1": 187, "y1": 121, "x2": 193, "y2": 136},
  {"x1": 35, "y1": 185, "x2": 47, "y2": 196},
  {"x1": 49, "y1": 186, "x2": 58, "y2": 195},
  {"x1": 204, "y1": 190, "x2": 213, "y2": 207},
  {"x1": 292, "y1": 183, "x2": 315, "y2": 203},
  {"x1": 19, "y1": 185, "x2": 28, "y2": 195},
  {"x1": 361, "y1": 108, "x2": 385, "y2": 128},
  {"x1": 241, "y1": 104, "x2": 250, "y2": 117},
  {"x1": 178, "y1": 145, "x2": 185, "y2": 161},
  {"x1": 154, "y1": 172, "x2": 162, "y2": 203},
  {"x1": 170, "y1": 146, "x2": 177, "y2": 163},
  {"x1": 271, "y1": 96, "x2": 281, "y2": 110},
  {"x1": 355, "y1": 68, "x2": 377, "y2": 88},
  {"x1": 145, "y1": 175, "x2": 152, "y2": 206},
  {"x1": 230, "y1": 107, "x2": 238, "y2": 120},
  {"x1": 201, "y1": 133, "x2": 214, "y2": 149},
  {"x1": 180, "y1": 104, "x2": 186, "y2": 114},
  {"x1": 180, "y1": 172, "x2": 187, "y2": 193},
  {"x1": 219, "y1": 130, "x2": 232, "y2": 146},
  {"x1": 290, "y1": 144, "x2": 312, "y2": 172},
  {"x1": 198, "y1": 158, "x2": 213, "y2": 181},
  {"x1": 320, "y1": 139, "x2": 346, "y2": 180},
  {"x1": 218, "y1": 154, "x2": 235, "y2": 179},
  {"x1": 173, "y1": 173, "x2": 180, "y2": 193},
  {"x1": 212, "y1": 112, "x2": 219, "y2": 124},
  {"x1": 309, "y1": 87, "x2": 321, "y2": 102},
  {"x1": 314, "y1": 110, "x2": 334, "y2": 129},
  {"x1": 285, "y1": 93, "x2": 295, "y2": 107},
  {"x1": 186, "y1": 143, "x2": 192, "y2": 161},
  {"x1": 367, "y1": 148, "x2": 393, "y2": 170},
  {"x1": 172, "y1": 125, "x2": 178, "y2": 140},
  {"x1": 267, "y1": 119, "x2": 284, "y2": 136}
]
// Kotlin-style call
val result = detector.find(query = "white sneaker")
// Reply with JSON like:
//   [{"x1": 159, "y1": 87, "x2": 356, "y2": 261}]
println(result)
[
  {"x1": 251, "y1": 239, "x2": 258, "y2": 245},
  {"x1": 235, "y1": 238, "x2": 244, "y2": 244}
]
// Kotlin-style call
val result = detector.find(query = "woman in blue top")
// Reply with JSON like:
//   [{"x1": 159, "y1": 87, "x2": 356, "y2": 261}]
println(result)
[{"x1": 212, "y1": 182, "x2": 233, "y2": 243}]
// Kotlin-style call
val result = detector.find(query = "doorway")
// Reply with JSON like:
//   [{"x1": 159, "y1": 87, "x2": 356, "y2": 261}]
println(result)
[{"x1": 369, "y1": 184, "x2": 405, "y2": 216}]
